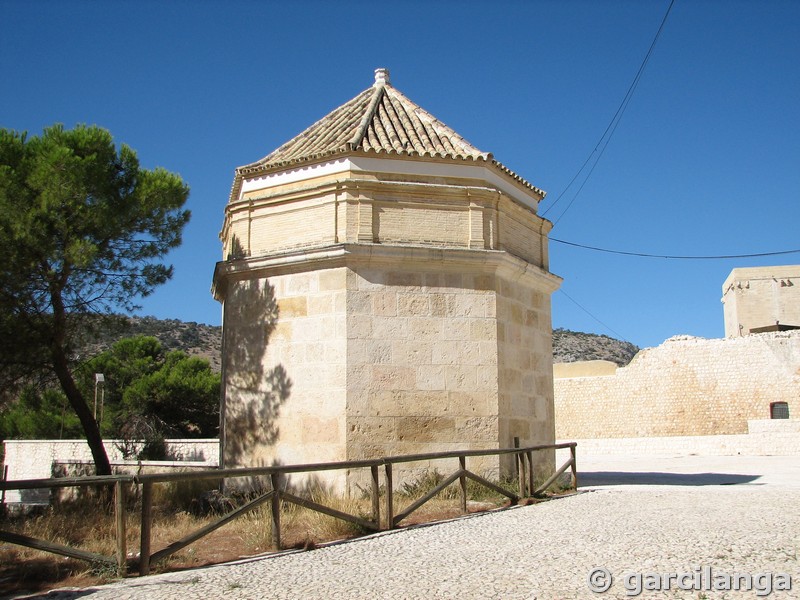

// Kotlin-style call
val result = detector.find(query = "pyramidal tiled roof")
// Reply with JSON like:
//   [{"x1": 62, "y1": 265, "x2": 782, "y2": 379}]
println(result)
[{"x1": 233, "y1": 69, "x2": 543, "y2": 198}]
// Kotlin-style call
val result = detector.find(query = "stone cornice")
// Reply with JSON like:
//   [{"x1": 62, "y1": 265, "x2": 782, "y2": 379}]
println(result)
[
  {"x1": 212, "y1": 243, "x2": 562, "y2": 301},
  {"x1": 231, "y1": 152, "x2": 545, "y2": 208},
  {"x1": 232, "y1": 177, "x2": 507, "y2": 211}
]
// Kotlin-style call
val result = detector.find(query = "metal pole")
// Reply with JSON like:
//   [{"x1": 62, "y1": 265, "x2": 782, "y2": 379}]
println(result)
[{"x1": 94, "y1": 373, "x2": 104, "y2": 422}]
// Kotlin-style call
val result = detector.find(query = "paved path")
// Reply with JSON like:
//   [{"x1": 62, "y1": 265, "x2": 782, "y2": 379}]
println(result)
[{"x1": 22, "y1": 455, "x2": 800, "y2": 599}]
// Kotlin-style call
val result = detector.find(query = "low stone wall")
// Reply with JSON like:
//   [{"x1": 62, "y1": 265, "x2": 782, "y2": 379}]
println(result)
[
  {"x1": 555, "y1": 331, "x2": 800, "y2": 439},
  {"x1": 2, "y1": 439, "x2": 219, "y2": 504},
  {"x1": 556, "y1": 420, "x2": 800, "y2": 464}
]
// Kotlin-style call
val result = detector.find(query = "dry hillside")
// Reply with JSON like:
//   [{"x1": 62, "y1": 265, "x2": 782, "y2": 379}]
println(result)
[
  {"x1": 552, "y1": 328, "x2": 639, "y2": 366},
  {"x1": 86, "y1": 319, "x2": 638, "y2": 370},
  {"x1": 85, "y1": 316, "x2": 222, "y2": 372}
]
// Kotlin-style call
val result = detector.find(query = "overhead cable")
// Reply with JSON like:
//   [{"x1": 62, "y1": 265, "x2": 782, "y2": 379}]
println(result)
[
  {"x1": 551, "y1": 237, "x2": 800, "y2": 260},
  {"x1": 543, "y1": 0, "x2": 676, "y2": 225},
  {"x1": 557, "y1": 288, "x2": 628, "y2": 342}
]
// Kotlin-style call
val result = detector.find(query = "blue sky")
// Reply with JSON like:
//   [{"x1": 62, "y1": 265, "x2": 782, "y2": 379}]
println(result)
[{"x1": 3, "y1": 0, "x2": 798, "y2": 349}]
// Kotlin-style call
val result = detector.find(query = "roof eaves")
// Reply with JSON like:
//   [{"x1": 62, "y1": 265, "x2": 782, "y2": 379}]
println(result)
[
  {"x1": 491, "y1": 159, "x2": 546, "y2": 198},
  {"x1": 229, "y1": 150, "x2": 544, "y2": 204},
  {"x1": 228, "y1": 148, "x2": 351, "y2": 203}
]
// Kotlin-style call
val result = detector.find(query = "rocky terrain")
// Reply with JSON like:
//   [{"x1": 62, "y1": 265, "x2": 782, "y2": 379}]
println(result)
[{"x1": 552, "y1": 327, "x2": 639, "y2": 366}]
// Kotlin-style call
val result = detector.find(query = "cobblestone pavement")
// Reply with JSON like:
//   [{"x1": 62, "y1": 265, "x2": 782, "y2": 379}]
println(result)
[{"x1": 21, "y1": 456, "x2": 800, "y2": 600}]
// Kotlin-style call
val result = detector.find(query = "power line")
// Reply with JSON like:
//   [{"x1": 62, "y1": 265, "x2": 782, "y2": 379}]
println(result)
[
  {"x1": 551, "y1": 237, "x2": 800, "y2": 260},
  {"x1": 557, "y1": 288, "x2": 628, "y2": 342},
  {"x1": 543, "y1": 0, "x2": 676, "y2": 225}
]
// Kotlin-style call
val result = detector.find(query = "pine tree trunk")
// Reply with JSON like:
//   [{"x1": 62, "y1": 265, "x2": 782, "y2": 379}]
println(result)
[
  {"x1": 51, "y1": 346, "x2": 112, "y2": 476},
  {"x1": 49, "y1": 285, "x2": 112, "y2": 476}
]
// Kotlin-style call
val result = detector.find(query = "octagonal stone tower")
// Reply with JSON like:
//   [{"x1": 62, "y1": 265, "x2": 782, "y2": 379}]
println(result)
[{"x1": 213, "y1": 69, "x2": 562, "y2": 487}]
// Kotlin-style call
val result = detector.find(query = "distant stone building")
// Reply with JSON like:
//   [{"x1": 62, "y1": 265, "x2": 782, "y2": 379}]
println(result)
[
  {"x1": 213, "y1": 69, "x2": 561, "y2": 487},
  {"x1": 554, "y1": 265, "x2": 800, "y2": 448},
  {"x1": 722, "y1": 265, "x2": 800, "y2": 337}
]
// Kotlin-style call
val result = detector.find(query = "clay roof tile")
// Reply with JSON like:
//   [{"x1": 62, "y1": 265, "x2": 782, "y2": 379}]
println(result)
[{"x1": 231, "y1": 69, "x2": 544, "y2": 200}]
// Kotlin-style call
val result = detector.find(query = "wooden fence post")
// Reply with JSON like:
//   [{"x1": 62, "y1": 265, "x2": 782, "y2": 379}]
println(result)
[
  {"x1": 114, "y1": 480, "x2": 127, "y2": 577},
  {"x1": 1, "y1": 465, "x2": 8, "y2": 518},
  {"x1": 370, "y1": 464, "x2": 380, "y2": 529},
  {"x1": 384, "y1": 462, "x2": 394, "y2": 530},
  {"x1": 270, "y1": 472, "x2": 281, "y2": 550},
  {"x1": 139, "y1": 481, "x2": 153, "y2": 576},
  {"x1": 570, "y1": 444, "x2": 578, "y2": 490},
  {"x1": 459, "y1": 456, "x2": 467, "y2": 514},
  {"x1": 523, "y1": 452, "x2": 530, "y2": 497},
  {"x1": 514, "y1": 437, "x2": 526, "y2": 497},
  {"x1": 526, "y1": 450, "x2": 534, "y2": 496}
]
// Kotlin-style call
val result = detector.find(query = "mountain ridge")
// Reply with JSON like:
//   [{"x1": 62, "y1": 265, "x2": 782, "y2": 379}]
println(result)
[
  {"x1": 552, "y1": 327, "x2": 639, "y2": 366},
  {"x1": 88, "y1": 318, "x2": 639, "y2": 371}
]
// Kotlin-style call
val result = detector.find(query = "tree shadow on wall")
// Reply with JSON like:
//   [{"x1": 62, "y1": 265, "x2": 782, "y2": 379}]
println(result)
[{"x1": 223, "y1": 279, "x2": 292, "y2": 467}]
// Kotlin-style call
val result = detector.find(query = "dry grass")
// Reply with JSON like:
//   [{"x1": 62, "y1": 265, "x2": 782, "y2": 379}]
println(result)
[
  {"x1": 0, "y1": 486, "x2": 374, "y2": 597},
  {"x1": 0, "y1": 469, "x2": 537, "y2": 598},
  {"x1": 236, "y1": 488, "x2": 370, "y2": 553}
]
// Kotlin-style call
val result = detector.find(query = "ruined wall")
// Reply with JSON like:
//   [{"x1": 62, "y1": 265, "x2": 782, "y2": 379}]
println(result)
[{"x1": 555, "y1": 332, "x2": 800, "y2": 439}]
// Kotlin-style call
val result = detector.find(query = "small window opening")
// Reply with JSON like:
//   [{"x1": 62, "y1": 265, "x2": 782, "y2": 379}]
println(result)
[{"x1": 770, "y1": 402, "x2": 790, "y2": 419}]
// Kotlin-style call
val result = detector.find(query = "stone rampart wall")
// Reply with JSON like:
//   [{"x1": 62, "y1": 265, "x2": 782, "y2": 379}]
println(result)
[{"x1": 555, "y1": 332, "x2": 800, "y2": 439}]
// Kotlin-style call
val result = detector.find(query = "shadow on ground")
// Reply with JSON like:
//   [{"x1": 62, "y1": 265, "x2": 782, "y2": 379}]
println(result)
[{"x1": 579, "y1": 471, "x2": 761, "y2": 486}]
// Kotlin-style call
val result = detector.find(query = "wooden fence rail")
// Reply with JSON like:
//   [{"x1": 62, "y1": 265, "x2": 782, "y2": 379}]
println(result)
[
  {"x1": 383, "y1": 441, "x2": 577, "y2": 528},
  {"x1": 0, "y1": 474, "x2": 134, "y2": 575},
  {"x1": 0, "y1": 443, "x2": 577, "y2": 577}
]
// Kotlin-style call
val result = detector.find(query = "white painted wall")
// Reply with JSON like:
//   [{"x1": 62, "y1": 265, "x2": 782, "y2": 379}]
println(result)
[{"x1": 2, "y1": 439, "x2": 219, "y2": 504}]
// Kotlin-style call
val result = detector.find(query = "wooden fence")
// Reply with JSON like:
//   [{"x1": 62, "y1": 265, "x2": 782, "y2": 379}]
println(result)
[{"x1": 0, "y1": 442, "x2": 577, "y2": 577}]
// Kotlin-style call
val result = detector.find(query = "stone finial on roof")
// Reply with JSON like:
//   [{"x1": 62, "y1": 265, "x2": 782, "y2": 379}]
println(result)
[{"x1": 374, "y1": 68, "x2": 390, "y2": 86}]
